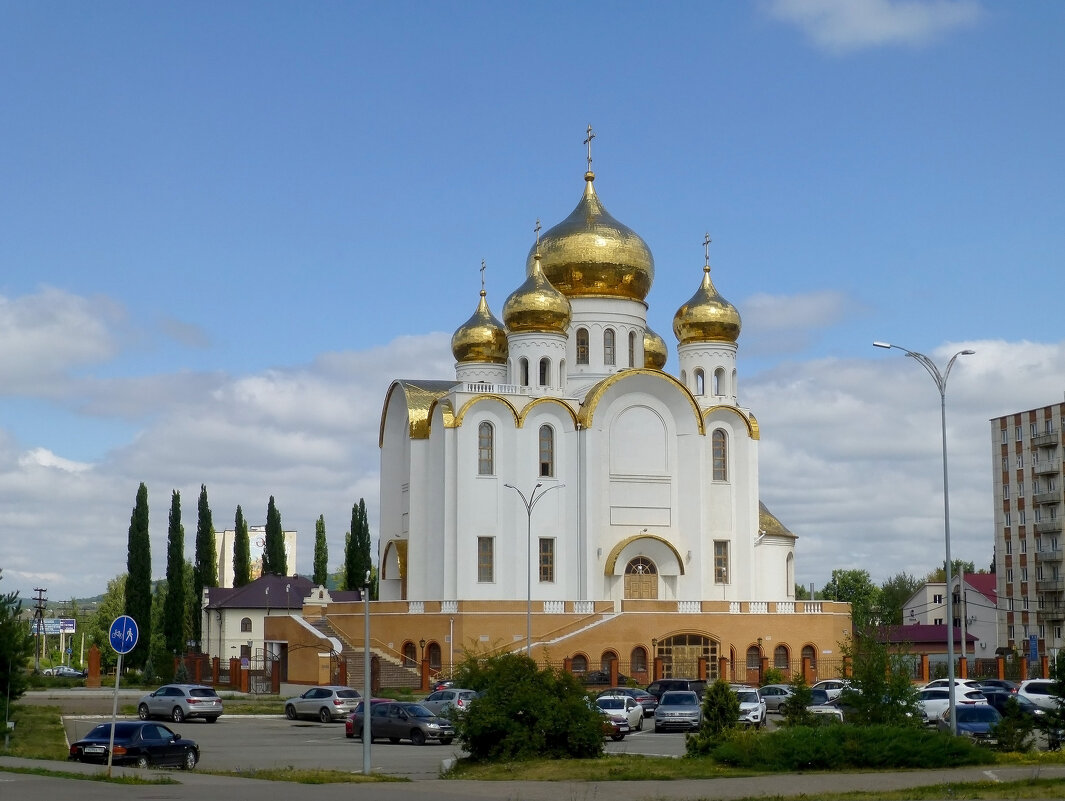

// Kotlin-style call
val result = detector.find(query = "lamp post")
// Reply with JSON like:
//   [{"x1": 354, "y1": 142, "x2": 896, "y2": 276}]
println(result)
[
  {"x1": 504, "y1": 481, "x2": 566, "y2": 656},
  {"x1": 362, "y1": 570, "x2": 371, "y2": 775},
  {"x1": 874, "y1": 341, "x2": 974, "y2": 735}
]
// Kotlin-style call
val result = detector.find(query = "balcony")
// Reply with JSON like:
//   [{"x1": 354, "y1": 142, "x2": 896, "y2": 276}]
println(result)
[
  {"x1": 1037, "y1": 578, "x2": 1064, "y2": 593},
  {"x1": 1036, "y1": 520, "x2": 1064, "y2": 535},
  {"x1": 1033, "y1": 430, "x2": 1060, "y2": 448},
  {"x1": 1034, "y1": 458, "x2": 1062, "y2": 475},
  {"x1": 1036, "y1": 545, "x2": 1064, "y2": 562},
  {"x1": 1034, "y1": 489, "x2": 1062, "y2": 505},
  {"x1": 1044, "y1": 605, "x2": 1065, "y2": 621}
]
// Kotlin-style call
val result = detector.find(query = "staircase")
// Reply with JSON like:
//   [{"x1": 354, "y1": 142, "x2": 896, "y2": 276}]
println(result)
[{"x1": 311, "y1": 618, "x2": 422, "y2": 690}]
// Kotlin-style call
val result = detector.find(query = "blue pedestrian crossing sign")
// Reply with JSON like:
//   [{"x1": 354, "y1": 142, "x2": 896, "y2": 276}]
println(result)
[{"x1": 109, "y1": 615, "x2": 139, "y2": 655}]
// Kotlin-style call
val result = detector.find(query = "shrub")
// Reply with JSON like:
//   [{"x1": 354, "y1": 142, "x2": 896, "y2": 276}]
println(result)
[
  {"x1": 450, "y1": 651, "x2": 604, "y2": 762},
  {"x1": 780, "y1": 673, "x2": 816, "y2": 727},
  {"x1": 761, "y1": 667, "x2": 785, "y2": 686},
  {"x1": 687, "y1": 679, "x2": 740, "y2": 756},
  {"x1": 992, "y1": 697, "x2": 1035, "y2": 752}
]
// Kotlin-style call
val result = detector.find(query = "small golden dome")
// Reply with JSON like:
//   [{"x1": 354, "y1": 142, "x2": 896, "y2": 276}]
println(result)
[
  {"x1": 451, "y1": 291, "x2": 508, "y2": 364},
  {"x1": 503, "y1": 253, "x2": 572, "y2": 334},
  {"x1": 527, "y1": 172, "x2": 654, "y2": 302},
  {"x1": 672, "y1": 266, "x2": 741, "y2": 345},
  {"x1": 643, "y1": 326, "x2": 668, "y2": 370}
]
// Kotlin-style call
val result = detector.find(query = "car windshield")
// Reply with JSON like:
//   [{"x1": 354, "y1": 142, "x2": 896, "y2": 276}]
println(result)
[
  {"x1": 957, "y1": 706, "x2": 999, "y2": 722},
  {"x1": 736, "y1": 691, "x2": 758, "y2": 703},
  {"x1": 404, "y1": 704, "x2": 434, "y2": 717},
  {"x1": 597, "y1": 698, "x2": 624, "y2": 710},
  {"x1": 662, "y1": 692, "x2": 697, "y2": 706}
]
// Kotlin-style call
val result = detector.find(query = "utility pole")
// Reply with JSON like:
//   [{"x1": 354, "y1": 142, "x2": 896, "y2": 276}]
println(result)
[{"x1": 32, "y1": 588, "x2": 47, "y2": 672}]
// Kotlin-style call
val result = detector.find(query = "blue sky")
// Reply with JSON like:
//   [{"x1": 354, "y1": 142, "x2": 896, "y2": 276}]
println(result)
[{"x1": 2, "y1": 1, "x2": 1064, "y2": 602}]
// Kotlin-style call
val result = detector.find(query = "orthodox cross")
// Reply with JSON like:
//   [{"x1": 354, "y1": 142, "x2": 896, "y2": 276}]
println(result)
[
  {"x1": 584, "y1": 124, "x2": 596, "y2": 172},
  {"x1": 480, "y1": 259, "x2": 486, "y2": 294},
  {"x1": 534, "y1": 218, "x2": 542, "y2": 248},
  {"x1": 703, "y1": 233, "x2": 712, "y2": 270}
]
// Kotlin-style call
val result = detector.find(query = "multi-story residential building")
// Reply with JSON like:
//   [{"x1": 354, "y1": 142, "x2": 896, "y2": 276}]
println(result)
[{"x1": 992, "y1": 402, "x2": 1065, "y2": 657}]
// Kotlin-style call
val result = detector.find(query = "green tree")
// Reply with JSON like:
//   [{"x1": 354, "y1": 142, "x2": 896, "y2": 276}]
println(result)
[
  {"x1": 262, "y1": 496, "x2": 286, "y2": 576},
  {"x1": 794, "y1": 583, "x2": 811, "y2": 600},
  {"x1": 345, "y1": 499, "x2": 372, "y2": 591},
  {"x1": 163, "y1": 491, "x2": 187, "y2": 655},
  {"x1": 124, "y1": 482, "x2": 152, "y2": 670},
  {"x1": 89, "y1": 574, "x2": 126, "y2": 674},
  {"x1": 0, "y1": 569, "x2": 33, "y2": 722},
  {"x1": 780, "y1": 672, "x2": 816, "y2": 727},
  {"x1": 876, "y1": 571, "x2": 922, "y2": 626},
  {"x1": 924, "y1": 560, "x2": 977, "y2": 583},
  {"x1": 821, "y1": 569, "x2": 880, "y2": 630},
  {"x1": 192, "y1": 484, "x2": 217, "y2": 645},
  {"x1": 313, "y1": 515, "x2": 328, "y2": 586},
  {"x1": 686, "y1": 679, "x2": 740, "y2": 755},
  {"x1": 837, "y1": 629, "x2": 919, "y2": 727},
  {"x1": 232, "y1": 505, "x2": 251, "y2": 587}
]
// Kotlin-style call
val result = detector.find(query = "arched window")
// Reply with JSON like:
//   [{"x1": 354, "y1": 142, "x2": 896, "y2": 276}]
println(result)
[
  {"x1": 478, "y1": 422, "x2": 494, "y2": 475},
  {"x1": 604, "y1": 328, "x2": 615, "y2": 366},
  {"x1": 694, "y1": 368, "x2": 705, "y2": 395},
  {"x1": 576, "y1": 328, "x2": 589, "y2": 365},
  {"x1": 539, "y1": 357, "x2": 550, "y2": 386},
  {"x1": 560, "y1": 359, "x2": 566, "y2": 385},
  {"x1": 630, "y1": 646, "x2": 648, "y2": 673},
  {"x1": 680, "y1": 369, "x2": 687, "y2": 385},
  {"x1": 538, "y1": 425, "x2": 554, "y2": 477},
  {"x1": 714, "y1": 367, "x2": 726, "y2": 396},
  {"x1": 774, "y1": 645, "x2": 790, "y2": 671},
  {"x1": 746, "y1": 646, "x2": 761, "y2": 671},
  {"x1": 427, "y1": 642, "x2": 442, "y2": 671},
  {"x1": 712, "y1": 429, "x2": 727, "y2": 481},
  {"x1": 628, "y1": 331, "x2": 636, "y2": 367},
  {"x1": 519, "y1": 358, "x2": 529, "y2": 387},
  {"x1": 601, "y1": 651, "x2": 618, "y2": 673},
  {"x1": 240, "y1": 617, "x2": 252, "y2": 633},
  {"x1": 402, "y1": 641, "x2": 417, "y2": 667},
  {"x1": 571, "y1": 654, "x2": 588, "y2": 673}
]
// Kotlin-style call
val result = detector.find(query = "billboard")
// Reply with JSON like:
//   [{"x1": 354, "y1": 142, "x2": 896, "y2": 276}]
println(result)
[{"x1": 33, "y1": 618, "x2": 76, "y2": 636}]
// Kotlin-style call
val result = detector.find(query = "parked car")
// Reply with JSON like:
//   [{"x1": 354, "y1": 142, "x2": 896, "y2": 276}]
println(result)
[
  {"x1": 596, "y1": 686, "x2": 658, "y2": 716},
  {"x1": 349, "y1": 701, "x2": 455, "y2": 745},
  {"x1": 758, "y1": 684, "x2": 794, "y2": 713},
  {"x1": 808, "y1": 688, "x2": 845, "y2": 722},
  {"x1": 345, "y1": 699, "x2": 389, "y2": 738},
  {"x1": 653, "y1": 690, "x2": 702, "y2": 732},
  {"x1": 69, "y1": 721, "x2": 199, "y2": 769},
  {"x1": 917, "y1": 687, "x2": 987, "y2": 724},
  {"x1": 937, "y1": 704, "x2": 1002, "y2": 744},
  {"x1": 982, "y1": 689, "x2": 1045, "y2": 721},
  {"x1": 1018, "y1": 679, "x2": 1062, "y2": 711},
  {"x1": 50, "y1": 665, "x2": 86, "y2": 678},
  {"x1": 595, "y1": 694, "x2": 644, "y2": 737},
  {"x1": 581, "y1": 669, "x2": 631, "y2": 686},
  {"x1": 922, "y1": 677, "x2": 984, "y2": 691},
  {"x1": 646, "y1": 678, "x2": 707, "y2": 700},
  {"x1": 137, "y1": 684, "x2": 223, "y2": 723},
  {"x1": 733, "y1": 686, "x2": 767, "y2": 728},
  {"x1": 810, "y1": 679, "x2": 850, "y2": 700},
  {"x1": 432, "y1": 679, "x2": 454, "y2": 692},
  {"x1": 421, "y1": 688, "x2": 478, "y2": 717},
  {"x1": 976, "y1": 678, "x2": 1019, "y2": 694},
  {"x1": 284, "y1": 685, "x2": 361, "y2": 722}
]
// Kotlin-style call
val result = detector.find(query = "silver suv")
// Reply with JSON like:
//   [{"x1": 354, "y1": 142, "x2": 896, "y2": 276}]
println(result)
[
  {"x1": 137, "y1": 684, "x2": 223, "y2": 723},
  {"x1": 285, "y1": 685, "x2": 362, "y2": 722}
]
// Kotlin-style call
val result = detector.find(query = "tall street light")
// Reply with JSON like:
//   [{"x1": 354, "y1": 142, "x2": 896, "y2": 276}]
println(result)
[
  {"x1": 504, "y1": 481, "x2": 565, "y2": 656},
  {"x1": 874, "y1": 341, "x2": 974, "y2": 735}
]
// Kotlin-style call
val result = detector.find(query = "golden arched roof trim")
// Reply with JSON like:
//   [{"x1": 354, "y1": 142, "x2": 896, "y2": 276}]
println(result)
[
  {"x1": 429, "y1": 397, "x2": 457, "y2": 430},
  {"x1": 578, "y1": 368, "x2": 703, "y2": 434},
  {"x1": 453, "y1": 394, "x2": 521, "y2": 428},
  {"x1": 701, "y1": 405, "x2": 760, "y2": 440},
  {"x1": 517, "y1": 397, "x2": 579, "y2": 429},
  {"x1": 379, "y1": 379, "x2": 456, "y2": 448},
  {"x1": 382, "y1": 539, "x2": 408, "y2": 581},
  {"x1": 604, "y1": 533, "x2": 685, "y2": 576}
]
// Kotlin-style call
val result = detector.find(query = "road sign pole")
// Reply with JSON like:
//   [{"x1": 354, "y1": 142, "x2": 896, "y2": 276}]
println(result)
[{"x1": 107, "y1": 652, "x2": 122, "y2": 777}]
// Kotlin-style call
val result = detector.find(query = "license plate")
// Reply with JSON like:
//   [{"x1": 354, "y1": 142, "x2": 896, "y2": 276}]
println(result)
[{"x1": 84, "y1": 746, "x2": 105, "y2": 754}]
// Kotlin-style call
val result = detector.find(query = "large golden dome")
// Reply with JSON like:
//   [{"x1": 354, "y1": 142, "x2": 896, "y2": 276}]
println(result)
[
  {"x1": 526, "y1": 172, "x2": 654, "y2": 302},
  {"x1": 673, "y1": 266, "x2": 741, "y2": 345},
  {"x1": 503, "y1": 253, "x2": 571, "y2": 334},
  {"x1": 451, "y1": 290, "x2": 508, "y2": 364},
  {"x1": 643, "y1": 325, "x2": 668, "y2": 370}
]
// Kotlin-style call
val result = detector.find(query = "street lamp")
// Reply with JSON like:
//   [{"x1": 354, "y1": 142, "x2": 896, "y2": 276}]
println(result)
[
  {"x1": 361, "y1": 570, "x2": 371, "y2": 775},
  {"x1": 874, "y1": 340, "x2": 974, "y2": 735},
  {"x1": 504, "y1": 481, "x2": 566, "y2": 656}
]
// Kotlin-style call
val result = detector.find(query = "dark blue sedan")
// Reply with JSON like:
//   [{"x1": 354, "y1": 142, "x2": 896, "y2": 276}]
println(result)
[{"x1": 69, "y1": 721, "x2": 199, "y2": 769}]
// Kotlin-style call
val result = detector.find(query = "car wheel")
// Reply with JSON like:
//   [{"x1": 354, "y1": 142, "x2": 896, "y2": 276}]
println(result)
[
  {"x1": 440, "y1": 738, "x2": 453, "y2": 745},
  {"x1": 285, "y1": 705, "x2": 297, "y2": 720},
  {"x1": 182, "y1": 749, "x2": 198, "y2": 770},
  {"x1": 134, "y1": 755, "x2": 149, "y2": 769},
  {"x1": 171, "y1": 706, "x2": 185, "y2": 723},
  {"x1": 389, "y1": 737, "x2": 400, "y2": 744},
  {"x1": 611, "y1": 733, "x2": 625, "y2": 741},
  {"x1": 410, "y1": 729, "x2": 426, "y2": 746},
  {"x1": 319, "y1": 708, "x2": 332, "y2": 724},
  {"x1": 137, "y1": 704, "x2": 150, "y2": 721},
  {"x1": 635, "y1": 716, "x2": 643, "y2": 731},
  {"x1": 205, "y1": 716, "x2": 218, "y2": 724}
]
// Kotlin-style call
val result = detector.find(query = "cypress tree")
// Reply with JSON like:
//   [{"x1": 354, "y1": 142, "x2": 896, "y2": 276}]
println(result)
[
  {"x1": 263, "y1": 496, "x2": 286, "y2": 576},
  {"x1": 313, "y1": 515, "x2": 328, "y2": 586},
  {"x1": 232, "y1": 505, "x2": 251, "y2": 587},
  {"x1": 353, "y1": 498, "x2": 372, "y2": 589},
  {"x1": 124, "y1": 483, "x2": 152, "y2": 669},
  {"x1": 343, "y1": 530, "x2": 356, "y2": 591},
  {"x1": 163, "y1": 491, "x2": 186, "y2": 655},
  {"x1": 192, "y1": 484, "x2": 216, "y2": 644}
]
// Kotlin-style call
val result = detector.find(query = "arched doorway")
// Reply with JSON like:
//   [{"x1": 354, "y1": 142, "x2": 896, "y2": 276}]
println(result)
[
  {"x1": 653, "y1": 633, "x2": 720, "y2": 679},
  {"x1": 625, "y1": 556, "x2": 658, "y2": 599}
]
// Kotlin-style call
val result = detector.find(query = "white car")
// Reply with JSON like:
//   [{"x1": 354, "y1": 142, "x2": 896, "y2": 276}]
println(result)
[
  {"x1": 596, "y1": 694, "x2": 644, "y2": 735},
  {"x1": 922, "y1": 678, "x2": 983, "y2": 691},
  {"x1": 733, "y1": 686, "x2": 767, "y2": 728},
  {"x1": 1018, "y1": 679, "x2": 1061, "y2": 711},
  {"x1": 811, "y1": 679, "x2": 850, "y2": 700},
  {"x1": 917, "y1": 687, "x2": 987, "y2": 725}
]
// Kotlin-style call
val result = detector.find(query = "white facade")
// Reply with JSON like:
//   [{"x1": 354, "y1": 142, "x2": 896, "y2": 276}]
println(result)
[{"x1": 378, "y1": 165, "x2": 796, "y2": 608}]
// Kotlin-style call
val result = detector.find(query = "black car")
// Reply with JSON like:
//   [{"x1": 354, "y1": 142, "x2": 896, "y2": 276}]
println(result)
[
  {"x1": 977, "y1": 679, "x2": 1019, "y2": 695},
  {"x1": 646, "y1": 678, "x2": 707, "y2": 700},
  {"x1": 982, "y1": 689, "x2": 1045, "y2": 721},
  {"x1": 69, "y1": 721, "x2": 199, "y2": 769}
]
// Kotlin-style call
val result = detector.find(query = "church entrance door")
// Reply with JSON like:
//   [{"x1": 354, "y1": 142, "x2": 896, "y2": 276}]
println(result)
[{"x1": 624, "y1": 556, "x2": 658, "y2": 599}]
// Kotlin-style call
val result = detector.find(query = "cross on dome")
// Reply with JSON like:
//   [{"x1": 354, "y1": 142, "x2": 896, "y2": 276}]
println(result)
[
  {"x1": 703, "y1": 233, "x2": 712, "y2": 272},
  {"x1": 584, "y1": 125, "x2": 596, "y2": 173}
]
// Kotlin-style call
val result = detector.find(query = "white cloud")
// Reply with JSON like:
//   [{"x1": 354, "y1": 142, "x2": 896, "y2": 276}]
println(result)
[
  {"x1": 764, "y1": 0, "x2": 984, "y2": 53},
  {"x1": 741, "y1": 290, "x2": 858, "y2": 356}
]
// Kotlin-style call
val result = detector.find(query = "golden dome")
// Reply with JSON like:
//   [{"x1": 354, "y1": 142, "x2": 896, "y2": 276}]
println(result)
[
  {"x1": 672, "y1": 266, "x2": 741, "y2": 345},
  {"x1": 451, "y1": 291, "x2": 508, "y2": 364},
  {"x1": 643, "y1": 326, "x2": 668, "y2": 370},
  {"x1": 503, "y1": 253, "x2": 572, "y2": 334},
  {"x1": 526, "y1": 172, "x2": 654, "y2": 302}
]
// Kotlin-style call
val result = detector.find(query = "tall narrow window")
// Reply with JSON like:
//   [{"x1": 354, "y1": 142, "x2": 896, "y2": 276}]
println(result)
[
  {"x1": 478, "y1": 422, "x2": 494, "y2": 475},
  {"x1": 604, "y1": 328, "x2": 615, "y2": 366},
  {"x1": 694, "y1": 368, "x2": 705, "y2": 395},
  {"x1": 630, "y1": 646, "x2": 647, "y2": 673},
  {"x1": 539, "y1": 425, "x2": 554, "y2": 477},
  {"x1": 715, "y1": 368, "x2": 726, "y2": 395},
  {"x1": 714, "y1": 541, "x2": 729, "y2": 583},
  {"x1": 576, "y1": 328, "x2": 589, "y2": 365},
  {"x1": 519, "y1": 358, "x2": 529, "y2": 387},
  {"x1": 477, "y1": 537, "x2": 494, "y2": 582},
  {"x1": 628, "y1": 331, "x2": 636, "y2": 367},
  {"x1": 539, "y1": 537, "x2": 554, "y2": 582},
  {"x1": 539, "y1": 357, "x2": 550, "y2": 386},
  {"x1": 712, "y1": 429, "x2": 728, "y2": 481}
]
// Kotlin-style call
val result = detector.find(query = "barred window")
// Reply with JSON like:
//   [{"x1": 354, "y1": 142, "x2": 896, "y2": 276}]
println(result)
[
  {"x1": 477, "y1": 537, "x2": 494, "y2": 583},
  {"x1": 538, "y1": 425, "x2": 554, "y2": 477},
  {"x1": 714, "y1": 541, "x2": 729, "y2": 584},
  {"x1": 712, "y1": 430, "x2": 728, "y2": 481},
  {"x1": 576, "y1": 328, "x2": 589, "y2": 365},
  {"x1": 478, "y1": 422, "x2": 494, "y2": 475},
  {"x1": 604, "y1": 328, "x2": 615, "y2": 366},
  {"x1": 539, "y1": 537, "x2": 554, "y2": 583}
]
